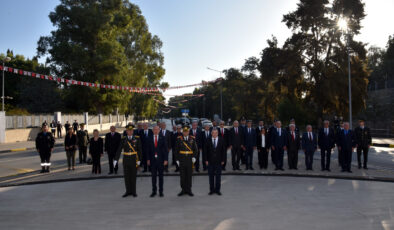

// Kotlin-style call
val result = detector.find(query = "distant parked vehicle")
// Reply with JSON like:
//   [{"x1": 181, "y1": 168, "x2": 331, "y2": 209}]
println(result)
[{"x1": 175, "y1": 117, "x2": 190, "y2": 127}]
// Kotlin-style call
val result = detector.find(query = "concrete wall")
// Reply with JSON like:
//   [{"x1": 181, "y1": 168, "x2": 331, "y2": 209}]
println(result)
[{"x1": 4, "y1": 120, "x2": 129, "y2": 143}]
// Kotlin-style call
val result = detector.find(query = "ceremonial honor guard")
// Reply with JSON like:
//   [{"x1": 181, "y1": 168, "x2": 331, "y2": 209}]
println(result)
[
  {"x1": 148, "y1": 126, "x2": 168, "y2": 197},
  {"x1": 172, "y1": 125, "x2": 183, "y2": 172},
  {"x1": 354, "y1": 119, "x2": 372, "y2": 169},
  {"x1": 76, "y1": 123, "x2": 89, "y2": 164},
  {"x1": 114, "y1": 125, "x2": 142, "y2": 197},
  {"x1": 189, "y1": 121, "x2": 202, "y2": 172},
  {"x1": 175, "y1": 126, "x2": 198, "y2": 196},
  {"x1": 35, "y1": 124, "x2": 55, "y2": 173}
]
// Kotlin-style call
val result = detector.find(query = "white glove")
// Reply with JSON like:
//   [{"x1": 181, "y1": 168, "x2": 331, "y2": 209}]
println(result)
[
  {"x1": 113, "y1": 160, "x2": 117, "y2": 167},
  {"x1": 137, "y1": 161, "x2": 141, "y2": 166},
  {"x1": 176, "y1": 161, "x2": 180, "y2": 166},
  {"x1": 192, "y1": 157, "x2": 196, "y2": 163}
]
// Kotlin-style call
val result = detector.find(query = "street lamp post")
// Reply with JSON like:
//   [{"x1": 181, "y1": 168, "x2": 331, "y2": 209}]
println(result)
[
  {"x1": 338, "y1": 17, "x2": 353, "y2": 129},
  {"x1": 2, "y1": 57, "x2": 11, "y2": 112},
  {"x1": 207, "y1": 67, "x2": 223, "y2": 120}
]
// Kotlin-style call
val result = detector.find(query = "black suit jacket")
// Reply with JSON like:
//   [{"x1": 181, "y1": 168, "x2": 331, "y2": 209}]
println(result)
[
  {"x1": 217, "y1": 127, "x2": 229, "y2": 147},
  {"x1": 271, "y1": 128, "x2": 288, "y2": 148},
  {"x1": 229, "y1": 127, "x2": 244, "y2": 148},
  {"x1": 189, "y1": 128, "x2": 203, "y2": 149},
  {"x1": 160, "y1": 129, "x2": 172, "y2": 151},
  {"x1": 287, "y1": 131, "x2": 300, "y2": 151},
  {"x1": 338, "y1": 129, "x2": 356, "y2": 151},
  {"x1": 201, "y1": 130, "x2": 212, "y2": 149},
  {"x1": 204, "y1": 137, "x2": 227, "y2": 164},
  {"x1": 147, "y1": 135, "x2": 168, "y2": 164},
  {"x1": 105, "y1": 132, "x2": 121, "y2": 155},
  {"x1": 318, "y1": 128, "x2": 335, "y2": 149}
]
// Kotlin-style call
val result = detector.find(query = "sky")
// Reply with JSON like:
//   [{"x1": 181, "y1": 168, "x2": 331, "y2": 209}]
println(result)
[{"x1": 0, "y1": 0, "x2": 393, "y2": 97}]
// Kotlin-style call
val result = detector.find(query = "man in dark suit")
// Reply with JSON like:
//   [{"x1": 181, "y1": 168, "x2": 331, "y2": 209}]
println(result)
[
  {"x1": 229, "y1": 120, "x2": 244, "y2": 171},
  {"x1": 337, "y1": 122, "x2": 356, "y2": 172},
  {"x1": 105, "y1": 126, "x2": 122, "y2": 174},
  {"x1": 271, "y1": 120, "x2": 288, "y2": 171},
  {"x1": 244, "y1": 120, "x2": 256, "y2": 170},
  {"x1": 189, "y1": 121, "x2": 202, "y2": 172},
  {"x1": 147, "y1": 125, "x2": 168, "y2": 197},
  {"x1": 218, "y1": 120, "x2": 229, "y2": 170},
  {"x1": 354, "y1": 119, "x2": 372, "y2": 169},
  {"x1": 318, "y1": 120, "x2": 336, "y2": 171},
  {"x1": 160, "y1": 122, "x2": 172, "y2": 172},
  {"x1": 140, "y1": 122, "x2": 153, "y2": 172},
  {"x1": 205, "y1": 128, "x2": 226, "y2": 195},
  {"x1": 257, "y1": 128, "x2": 269, "y2": 169},
  {"x1": 239, "y1": 117, "x2": 247, "y2": 164},
  {"x1": 336, "y1": 121, "x2": 344, "y2": 167},
  {"x1": 302, "y1": 125, "x2": 317, "y2": 170},
  {"x1": 201, "y1": 123, "x2": 211, "y2": 171},
  {"x1": 287, "y1": 124, "x2": 300, "y2": 170},
  {"x1": 172, "y1": 125, "x2": 182, "y2": 172},
  {"x1": 268, "y1": 120, "x2": 277, "y2": 165},
  {"x1": 255, "y1": 120, "x2": 266, "y2": 137}
]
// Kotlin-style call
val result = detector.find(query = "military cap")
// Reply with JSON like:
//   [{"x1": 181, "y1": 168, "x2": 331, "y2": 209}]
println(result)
[
  {"x1": 126, "y1": 124, "x2": 135, "y2": 130},
  {"x1": 182, "y1": 126, "x2": 190, "y2": 132}
]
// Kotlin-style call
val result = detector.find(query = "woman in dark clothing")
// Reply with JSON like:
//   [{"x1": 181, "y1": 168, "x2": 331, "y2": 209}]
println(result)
[
  {"x1": 64, "y1": 128, "x2": 77, "y2": 170},
  {"x1": 89, "y1": 129, "x2": 103, "y2": 174}
]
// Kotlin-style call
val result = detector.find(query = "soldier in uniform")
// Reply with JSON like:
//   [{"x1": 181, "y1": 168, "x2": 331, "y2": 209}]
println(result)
[
  {"x1": 354, "y1": 119, "x2": 372, "y2": 169},
  {"x1": 175, "y1": 126, "x2": 198, "y2": 196},
  {"x1": 172, "y1": 124, "x2": 183, "y2": 172},
  {"x1": 35, "y1": 124, "x2": 55, "y2": 173},
  {"x1": 76, "y1": 123, "x2": 89, "y2": 164},
  {"x1": 114, "y1": 125, "x2": 142, "y2": 197}
]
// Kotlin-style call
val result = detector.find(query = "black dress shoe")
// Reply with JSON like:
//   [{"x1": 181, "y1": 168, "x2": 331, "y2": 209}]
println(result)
[
  {"x1": 159, "y1": 193, "x2": 164, "y2": 197},
  {"x1": 363, "y1": 167, "x2": 368, "y2": 170},
  {"x1": 122, "y1": 193, "x2": 129, "y2": 198},
  {"x1": 274, "y1": 168, "x2": 279, "y2": 171},
  {"x1": 280, "y1": 168, "x2": 284, "y2": 171},
  {"x1": 132, "y1": 194, "x2": 137, "y2": 197},
  {"x1": 294, "y1": 168, "x2": 298, "y2": 170},
  {"x1": 237, "y1": 168, "x2": 242, "y2": 171},
  {"x1": 347, "y1": 170, "x2": 352, "y2": 173},
  {"x1": 175, "y1": 169, "x2": 179, "y2": 172},
  {"x1": 232, "y1": 167, "x2": 236, "y2": 171},
  {"x1": 195, "y1": 169, "x2": 200, "y2": 172},
  {"x1": 321, "y1": 169, "x2": 325, "y2": 171},
  {"x1": 326, "y1": 169, "x2": 331, "y2": 172},
  {"x1": 108, "y1": 172, "x2": 113, "y2": 175},
  {"x1": 341, "y1": 169, "x2": 346, "y2": 172},
  {"x1": 216, "y1": 192, "x2": 222, "y2": 196},
  {"x1": 178, "y1": 191, "x2": 185, "y2": 196},
  {"x1": 164, "y1": 168, "x2": 169, "y2": 172},
  {"x1": 150, "y1": 192, "x2": 156, "y2": 197},
  {"x1": 250, "y1": 167, "x2": 254, "y2": 170},
  {"x1": 187, "y1": 192, "x2": 194, "y2": 197},
  {"x1": 209, "y1": 191, "x2": 215, "y2": 195}
]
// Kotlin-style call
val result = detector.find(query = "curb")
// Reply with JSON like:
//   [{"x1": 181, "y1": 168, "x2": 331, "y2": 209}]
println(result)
[
  {"x1": 1, "y1": 142, "x2": 393, "y2": 154},
  {"x1": 1, "y1": 172, "x2": 394, "y2": 188}
]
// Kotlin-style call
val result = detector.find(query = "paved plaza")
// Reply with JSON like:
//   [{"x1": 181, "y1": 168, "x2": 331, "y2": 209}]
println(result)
[{"x1": 1, "y1": 176, "x2": 393, "y2": 230}]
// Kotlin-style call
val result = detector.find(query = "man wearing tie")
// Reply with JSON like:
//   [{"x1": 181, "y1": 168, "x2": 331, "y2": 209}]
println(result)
[
  {"x1": 244, "y1": 120, "x2": 257, "y2": 170},
  {"x1": 172, "y1": 125, "x2": 182, "y2": 172},
  {"x1": 271, "y1": 120, "x2": 288, "y2": 171},
  {"x1": 287, "y1": 124, "x2": 300, "y2": 170},
  {"x1": 205, "y1": 129, "x2": 226, "y2": 195},
  {"x1": 337, "y1": 122, "x2": 356, "y2": 173},
  {"x1": 336, "y1": 121, "x2": 345, "y2": 167},
  {"x1": 140, "y1": 122, "x2": 153, "y2": 172},
  {"x1": 239, "y1": 117, "x2": 247, "y2": 165},
  {"x1": 148, "y1": 126, "x2": 168, "y2": 197},
  {"x1": 354, "y1": 119, "x2": 372, "y2": 169},
  {"x1": 160, "y1": 122, "x2": 172, "y2": 172},
  {"x1": 104, "y1": 126, "x2": 121, "y2": 174},
  {"x1": 189, "y1": 121, "x2": 202, "y2": 172},
  {"x1": 302, "y1": 125, "x2": 317, "y2": 171},
  {"x1": 218, "y1": 121, "x2": 229, "y2": 171},
  {"x1": 229, "y1": 120, "x2": 244, "y2": 171},
  {"x1": 318, "y1": 120, "x2": 335, "y2": 171},
  {"x1": 200, "y1": 124, "x2": 211, "y2": 171},
  {"x1": 257, "y1": 128, "x2": 269, "y2": 169}
]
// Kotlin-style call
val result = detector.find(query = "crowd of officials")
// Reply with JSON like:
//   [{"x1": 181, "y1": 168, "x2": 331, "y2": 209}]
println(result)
[{"x1": 35, "y1": 117, "x2": 372, "y2": 197}]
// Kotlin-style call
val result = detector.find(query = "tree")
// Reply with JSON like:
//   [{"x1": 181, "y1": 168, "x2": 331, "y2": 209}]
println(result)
[{"x1": 37, "y1": 0, "x2": 165, "y2": 115}]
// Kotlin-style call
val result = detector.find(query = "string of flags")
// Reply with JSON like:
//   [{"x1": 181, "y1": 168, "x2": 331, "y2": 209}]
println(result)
[{"x1": 1, "y1": 65, "x2": 222, "y2": 93}]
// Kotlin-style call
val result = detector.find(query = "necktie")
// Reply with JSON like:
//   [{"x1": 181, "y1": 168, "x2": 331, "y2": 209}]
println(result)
[
  {"x1": 145, "y1": 131, "x2": 147, "y2": 137},
  {"x1": 111, "y1": 132, "x2": 114, "y2": 136},
  {"x1": 235, "y1": 128, "x2": 238, "y2": 134},
  {"x1": 162, "y1": 130, "x2": 165, "y2": 136},
  {"x1": 309, "y1": 133, "x2": 312, "y2": 141},
  {"x1": 214, "y1": 138, "x2": 216, "y2": 148},
  {"x1": 292, "y1": 132, "x2": 295, "y2": 141},
  {"x1": 154, "y1": 135, "x2": 158, "y2": 148},
  {"x1": 221, "y1": 129, "x2": 224, "y2": 137}
]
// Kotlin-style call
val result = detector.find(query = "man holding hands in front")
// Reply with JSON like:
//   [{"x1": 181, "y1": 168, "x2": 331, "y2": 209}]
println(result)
[
  {"x1": 147, "y1": 125, "x2": 168, "y2": 197},
  {"x1": 205, "y1": 128, "x2": 226, "y2": 195}
]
